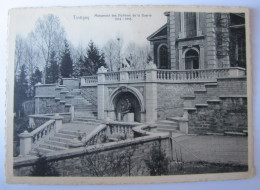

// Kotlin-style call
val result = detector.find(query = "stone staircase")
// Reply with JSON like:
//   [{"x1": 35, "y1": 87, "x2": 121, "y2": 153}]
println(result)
[
  {"x1": 156, "y1": 79, "x2": 247, "y2": 135},
  {"x1": 155, "y1": 119, "x2": 180, "y2": 133},
  {"x1": 30, "y1": 121, "x2": 100, "y2": 156},
  {"x1": 29, "y1": 84, "x2": 101, "y2": 155}
]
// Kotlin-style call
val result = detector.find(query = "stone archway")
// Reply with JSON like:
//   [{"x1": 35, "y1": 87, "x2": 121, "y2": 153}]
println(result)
[
  {"x1": 184, "y1": 48, "x2": 200, "y2": 70},
  {"x1": 114, "y1": 92, "x2": 141, "y2": 122},
  {"x1": 108, "y1": 86, "x2": 144, "y2": 122}
]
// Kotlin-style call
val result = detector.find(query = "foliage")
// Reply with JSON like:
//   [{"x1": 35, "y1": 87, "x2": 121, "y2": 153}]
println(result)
[
  {"x1": 60, "y1": 40, "x2": 73, "y2": 78},
  {"x1": 45, "y1": 51, "x2": 59, "y2": 84},
  {"x1": 80, "y1": 41, "x2": 106, "y2": 76},
  {"x1": 80, "y1": 147, "x2": 137, "y2": 176},
  {"x1": 31, "y1": 14, "x2": 65, "y2": 83},
  {"x1": 72, "y1": 55, "x2": 84, "y2": 78},
  {"x1": 29, "y1": 67, "x2": 42, "y2": 97},
  {"x1": 145, "y1": 144, "x2": 169, "y2": 176},
  {"x1": 14, "y1": 64, "x2": 28, "y2": 115},
  {"x1": 30, "y1": 154, "x2": 59, "y2": 176}
]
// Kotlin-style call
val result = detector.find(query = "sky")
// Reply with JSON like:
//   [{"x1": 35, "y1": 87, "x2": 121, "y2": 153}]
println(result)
[{"x1": 10, "y1": 6, "x2": 168, "y2": 49}]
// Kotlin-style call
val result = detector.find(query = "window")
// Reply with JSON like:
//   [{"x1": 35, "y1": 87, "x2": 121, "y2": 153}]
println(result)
[
  {"x1": 185, "y1": 13, "x2": 197, "y2": 38},
  {"x1": 158, "y1": 45, "x2": 168, "y2": 69}
]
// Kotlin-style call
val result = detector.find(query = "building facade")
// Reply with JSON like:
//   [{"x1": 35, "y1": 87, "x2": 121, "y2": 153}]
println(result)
[{"x1": 147, "y1": 12, "x2": 246, "y2": 70}]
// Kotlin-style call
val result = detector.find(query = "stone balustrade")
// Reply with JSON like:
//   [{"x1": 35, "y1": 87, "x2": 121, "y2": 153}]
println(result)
[
  {"x1": 81, "y1": 75, "x2": 98, "y2": 86},
  {"x1": 156, "y1": 67, "x2": 245, "y2": 82},
  {"x1": 106, "y1": 121, "x2": 138, "y2": 139},
  {"x1": 81, "y1": 67, "x2": 246, "y2": 86},
  {"x1": 84, "y1": 124, "x2": 107, "y2": 145},
  {"x1": 104, "y1": 72, "x2": 120, "y2": 81},
  {"x1": 19, "y1": 114, "x2": 63, "y2": 156}
]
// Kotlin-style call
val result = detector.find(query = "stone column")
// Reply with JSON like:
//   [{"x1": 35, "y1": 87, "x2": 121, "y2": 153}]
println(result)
[
  {"x1": 70, "y1": 105, "x2": 75, "y2": 121},
  {"x1": 97, "y1": 66, "x2": 108, "y2": 120},
  {"x1": 206, "y1": 13, "x2": 217, "y2": 69},
  {"x1": 54, "y1": 114, "x2": 63, "y2": 132},
  {"x1": 179, "y1": 48, "x2": 184, "y2": 70},
  {"x1": 19, "y1": 131, "x2": 32, "y2": 156},
  {"x1": 145, "y1": 68, "x2": 157, "y2": 122},
  {"x1": 169, "y1": 12, "x2": 177, "y2": 70},
  {"x1": 199, "y1": 45, "x2": 205, "y2": 69}
]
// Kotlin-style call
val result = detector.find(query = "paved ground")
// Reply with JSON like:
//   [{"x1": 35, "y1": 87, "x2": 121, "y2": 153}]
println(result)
[
  {"x1": 172, "y1": 135, "x2": 248, "y2": 165},
  {"x1": 62, "y1": 121, "x2": 99, "y2": 134}
]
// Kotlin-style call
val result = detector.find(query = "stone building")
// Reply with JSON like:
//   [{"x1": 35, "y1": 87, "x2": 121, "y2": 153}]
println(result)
[
  {"x1": 16, "y1": 11, "x2": 248, "y2": 164},
  {"x1": 147, "y1": 12, "x2": 246, "y2": 70}
]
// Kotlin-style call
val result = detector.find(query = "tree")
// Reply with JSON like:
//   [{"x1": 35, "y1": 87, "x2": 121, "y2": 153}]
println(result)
[
  {"x1": 60, "y1": 40, "x2": 73, "y2": 78},
  {"x1": 80, "y1": 41, "x2": 106, "y2": 76},
  {"x1": 73, "y1": 55, "x2": 84, "y2": 78},
  {"x1": 124, "y1": 43, "x2": 152, "y2": 69},
  {"x1": 30, "y1": 154, "x2": 59, "y2": 176},
  {"x1": 145, "y1": 145, "x2": 169, "y2": 176},
  {"x1": 45, "y1": 51, "x2": 59, "y2": 84},
  {"x1": 14, "y1": 35, "x2": 25, "y2": 77},
  {"x1": 14, "y1": 65, "x2": 28, "y2": 116},
  {"x1": 103, "y1": 39, "x2": 118, "y2": 71},
  {"x1": 29, "y1": 67, "x2": 42, "y2": 97},
  {"x1": 31, "y1": 14, "x2": 65, "y2": 83}
]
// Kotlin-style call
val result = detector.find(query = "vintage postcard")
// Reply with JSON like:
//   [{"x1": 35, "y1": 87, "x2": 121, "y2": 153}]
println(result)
[{"x1": 5, "y1": 5, "x2": 254, "y2": 184}]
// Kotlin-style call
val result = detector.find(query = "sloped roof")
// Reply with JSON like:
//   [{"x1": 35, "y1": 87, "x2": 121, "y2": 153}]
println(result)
[{"x1": 147, "y1": 24, "x2": 167, "y2": 41}]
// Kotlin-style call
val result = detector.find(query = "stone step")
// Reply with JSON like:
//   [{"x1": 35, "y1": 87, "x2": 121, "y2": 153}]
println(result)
[
  {"x1": 39, "y1": 143, "x2": 68, "y2": 151},
  {"x1": 224, "y1": 131, "x2": 247, "y2": 136},
  {"x1": 73, "y1": 119, "x2": 101, "y2": 126},
  {"x1": 54, "y1": 133, "x2": 78, "y2": 139},
  {"x1": 44, "y1": 140, "x2": 69, "y2": 148},
  {"x1": 156, "y1": 128, "x2": 180, "y2": 133},
  {"x1": 49, "y1": 136, "x2": 74, "y2": 143},
  {"x1": 59, "y1": 129, "x2": 86, "y2": 136},
  {"x1": 157, "y1": 120, "x2": 178, "y2": 125}
]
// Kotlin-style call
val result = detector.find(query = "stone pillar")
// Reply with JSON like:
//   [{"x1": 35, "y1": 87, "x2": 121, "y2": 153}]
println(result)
[
  {"x1": 19, "y1": 131, "x2": 32, "y2": 156},
  {"x1": 206, "y1": 13, "x2": 217, "y2": 69},
  {"x1": 35, "y1": 97, "x2": 40, "y2": 114},
  {"x1": 199, "y1": 45, "x2": 205, "y2": 69},
  {"x1": 70, "y1": 105, "x2": 75, "y2": 121},
  {"x1": 169, "y1": 12, "x2": 177, "y2": 70},
  {"x1": 179, "y1": 48, "x2": 184, "y2": 70},
  {"x1": 97, "y1": 66, "x2": 108, "y2": 120},
  {"x1": 54, "y1": 114, "x2": 63, "y2": 133},
  {"x1": 145, "y1": 68, "x2": 157, "y2": 122}
]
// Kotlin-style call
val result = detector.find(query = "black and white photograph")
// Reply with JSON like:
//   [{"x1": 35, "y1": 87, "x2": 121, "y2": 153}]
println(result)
[{"x1": 5, "y1": 6, "x2": 253, "y2": 184}]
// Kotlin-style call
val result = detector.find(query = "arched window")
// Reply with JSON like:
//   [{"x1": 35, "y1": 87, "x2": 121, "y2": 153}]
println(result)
[
  {"x1": 185, "y1": 49, "x2": 199, "y2": 69},
  {"x1": 158, "y1": 45, "x2": 169, "y2": 69}
]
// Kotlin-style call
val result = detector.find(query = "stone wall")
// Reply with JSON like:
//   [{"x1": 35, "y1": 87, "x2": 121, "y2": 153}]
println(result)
[
  {"x1": 35, "y1": 84, "x2": 56, "y2": 97},
  {"x1": 14, "y1": 135, "x2": 171, "y2": 176},
  {"x1": 157, "y1": 83, "x2": 205, "y2": 120},
  {"x1": 188, "y1": 97, "x2": 247, "y2": 134},
  {"x1": 157, "y1": 77, "x2": 247, "y2": 120},
  {"x1": 35, "y1": 98, "x2": 67, "y2": 114},
  {"x1": 63, "y1": 78, "x2": 79, "y2": 91},
  {"x1": 81, "y1": 86, "x2": 97, "y2": 105}
]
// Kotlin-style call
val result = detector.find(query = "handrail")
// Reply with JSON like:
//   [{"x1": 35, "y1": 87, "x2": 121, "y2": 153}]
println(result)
[
  {"x1": 30, "y1": 120, "x2": 55, "y2": 136},
  {"x1": 84, "y1": 124, "x2": 107, "y2": 145}
]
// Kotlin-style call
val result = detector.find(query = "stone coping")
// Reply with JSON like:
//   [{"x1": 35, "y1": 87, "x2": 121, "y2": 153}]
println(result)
[
  {"x1": 62, "y1": 78, "x2": 79, "y2": 80},
  {"x1": 34, "y1": 96, "x2": 55, "y2": 98},
  {"x1": 219, "y1": 95, "x2": 247, "y2": 98},
  {"x1": 35, "y1": 83, "x2": 57, "y2": 87},
  {"x1": 14, "y1": 132, "x2": 169, "y2": 167},
  {"x1": 29, "y1": 112, "x2": 69, "y2": 119},
  {"x1": 105, "y1": 120, "x2": 139, "y2": 126}
]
